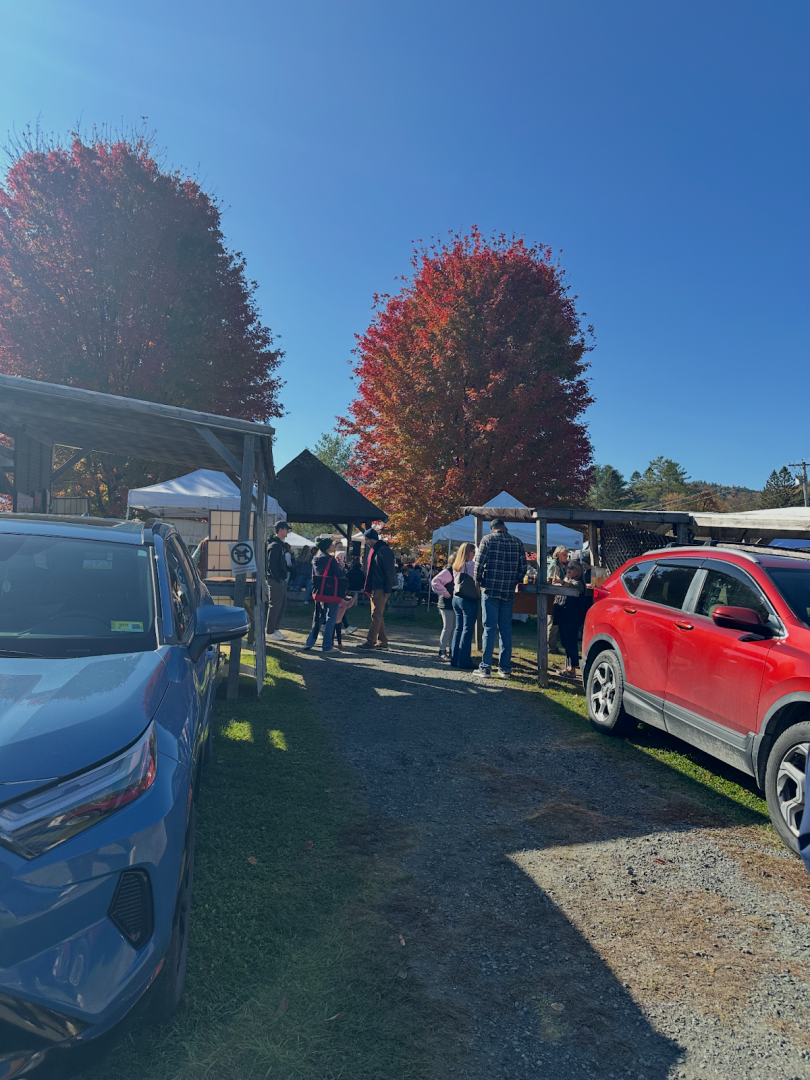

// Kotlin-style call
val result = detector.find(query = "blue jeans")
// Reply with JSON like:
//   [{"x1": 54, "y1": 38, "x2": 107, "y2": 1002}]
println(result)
[
  {"x1": 451, "y1": 595, "x2": 478, "y2": 669},
  {"x1": 480, "y1": 593, "x2": 513, "y2": 673},
  {"x1": 306, "y1": 602, "x2": 339, "y2": 651}
]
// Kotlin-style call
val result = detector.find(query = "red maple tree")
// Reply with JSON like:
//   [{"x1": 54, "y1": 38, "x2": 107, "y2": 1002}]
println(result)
[
  {"x1": 341, "y1": 229, "x2": 594, "y2": 544},
  {"x1": 0, "y1": 127, "x2": 283, "y2": 513}
]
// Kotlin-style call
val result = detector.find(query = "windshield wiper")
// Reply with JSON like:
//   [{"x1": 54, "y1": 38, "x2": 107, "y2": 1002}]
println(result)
[{"x1": 0, "y1": 649, "x2": 45, "y2": 658}]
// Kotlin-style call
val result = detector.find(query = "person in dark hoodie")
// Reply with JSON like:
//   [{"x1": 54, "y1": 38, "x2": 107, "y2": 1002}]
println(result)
[
  {"x1": 304, "y1": 536, "x2": 347, "y2": 653},
  {"x1": 266, "y1": 521, "x2": 290, "y2": 640},
  {"x1": 356, "y1": 528, "x2": 396, "y2": 651}
]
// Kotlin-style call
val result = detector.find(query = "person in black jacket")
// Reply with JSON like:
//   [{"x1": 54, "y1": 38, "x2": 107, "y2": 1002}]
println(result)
[
  {"x1": 356, "y1": 528, "x2": 396, "y2": 651},
  {"x1": 304, "y1": 537, "x2": 347, "y2": 652},
  {"x1": 554, "y1": 560, "x2": 588, "y2": 677},
  {"x1": 266, "y1": 521, "x2": 290, "y2": 640}
]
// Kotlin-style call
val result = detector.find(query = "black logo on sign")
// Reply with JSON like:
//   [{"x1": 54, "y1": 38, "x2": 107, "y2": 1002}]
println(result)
[{"x1": 231, "y1": 543, "x2": 254, "y2": 566}]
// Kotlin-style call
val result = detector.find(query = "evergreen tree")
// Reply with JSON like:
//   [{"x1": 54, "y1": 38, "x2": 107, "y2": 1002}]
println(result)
[
  {"x1": 760, "y1": 467, "x2": 801, "y2": 509},
  {"x1": 627, "y1": 457, "x2": 689, "y2": 506},
  {"x1": 588, "y1": 464, "x2": 628, "y2": 508},
  {"x1": 312, "y1": 432, "x2": 353, "y2": 478}
]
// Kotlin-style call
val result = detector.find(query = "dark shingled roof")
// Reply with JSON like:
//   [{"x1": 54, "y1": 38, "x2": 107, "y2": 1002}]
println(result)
[{"x1": 271, "y1": 449, "x2": 387, "y2": 524}]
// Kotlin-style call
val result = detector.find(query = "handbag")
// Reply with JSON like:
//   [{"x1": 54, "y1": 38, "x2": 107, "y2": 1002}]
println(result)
[
  {"x1": 312, "y1": 557, "x2": 342, "y2": 604},
  {"x1": 454, "y1": 570, "x2": 479, "y2": 602}
]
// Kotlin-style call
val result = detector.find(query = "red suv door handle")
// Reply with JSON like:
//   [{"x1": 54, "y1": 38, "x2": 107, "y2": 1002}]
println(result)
[
  {"x1": 674, "y1": 621, "x2": 694, "y2": 631},
  {"x1": 624, "y1": 608, "x2": 637, "y2": 614}
]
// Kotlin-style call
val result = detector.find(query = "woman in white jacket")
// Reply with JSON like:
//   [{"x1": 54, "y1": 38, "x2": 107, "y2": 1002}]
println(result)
[{"x1": 431, "y1": 562, "x2": 456, "y2": 660}]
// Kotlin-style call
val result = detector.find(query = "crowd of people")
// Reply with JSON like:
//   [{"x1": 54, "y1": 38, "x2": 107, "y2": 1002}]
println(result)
[
  {"x1": 428, "y1": 530, "x2": 592, "y2": 678},
  {"x1": 264, "y1": 522, "x2": 394, "y2": 653},
  {"x1": 262, "y1": 518, "x2": 592, "y2": 677}
]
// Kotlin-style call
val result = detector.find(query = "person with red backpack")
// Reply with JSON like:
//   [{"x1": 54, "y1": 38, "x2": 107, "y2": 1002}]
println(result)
[{"x1": 304, "y1": 536, "x2": 347, "y2": 653}]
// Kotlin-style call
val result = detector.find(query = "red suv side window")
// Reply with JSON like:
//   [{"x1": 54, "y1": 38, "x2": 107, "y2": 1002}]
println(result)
[
  {"x1": 695, "y1": 569, "x2": 770, "y2": 622},
  {"x1": 621, "y1": 563, "x2": 653, "y2": 596},
  {"x1": 641, "y1": 564, "x2": 697, "y2": 609}
]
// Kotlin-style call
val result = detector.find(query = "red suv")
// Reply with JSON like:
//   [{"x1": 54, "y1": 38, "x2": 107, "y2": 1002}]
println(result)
[{"x1": 582, "y1": 546, "x2": 810, "y2": 852}]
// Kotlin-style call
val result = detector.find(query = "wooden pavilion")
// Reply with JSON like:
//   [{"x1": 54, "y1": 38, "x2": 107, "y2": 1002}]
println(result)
[
  {"x1": 461, "y1": 504, "x2": 693, "y2": 687},
  {"x1": 271, "y1": 449, "x2": 387, "y2": 541}
]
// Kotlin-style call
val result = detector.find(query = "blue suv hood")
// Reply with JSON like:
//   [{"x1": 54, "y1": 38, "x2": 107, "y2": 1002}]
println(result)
[{"x1": 0, "y1": 653, "x2": 169, "y2": 785}]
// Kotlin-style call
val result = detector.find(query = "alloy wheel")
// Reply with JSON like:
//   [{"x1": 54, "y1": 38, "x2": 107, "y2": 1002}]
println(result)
[
  {"x1": 590, "y1": 661, "x2": 617, "y2": 722},
  {"x1": 776, "y1": 741, "x2": 808, "y2": 837}
]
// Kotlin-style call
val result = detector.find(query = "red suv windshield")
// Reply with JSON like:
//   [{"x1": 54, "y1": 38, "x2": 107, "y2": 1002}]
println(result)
[{"x1": 764, "y1": 566, "x2": 810, "y2": 625}]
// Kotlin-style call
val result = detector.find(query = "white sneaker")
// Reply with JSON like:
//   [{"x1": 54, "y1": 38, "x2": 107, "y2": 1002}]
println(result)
[
  {"x1": 345, "y1": 626, "x2": 358, "y2": 635},
  {"x1": 270, "y1": 630, "x2": 286, "y2": 641}
]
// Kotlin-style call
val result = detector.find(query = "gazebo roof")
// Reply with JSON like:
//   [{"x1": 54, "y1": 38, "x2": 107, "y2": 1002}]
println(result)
[
  {"x1": 271, "y1": 450, "x2": 387, "y2": 524},
  {"x1": 0, "y1": 373, "x2": 274, "y2": 478}
]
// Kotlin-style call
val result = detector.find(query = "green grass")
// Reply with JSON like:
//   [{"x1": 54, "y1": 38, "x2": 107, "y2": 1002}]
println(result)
[
  {"x1": 508, "y1": 633, "x2": 771, "y2": 825},
  {"x1": 80, "y1": 652, "x2": 453, "y2": 1080}
]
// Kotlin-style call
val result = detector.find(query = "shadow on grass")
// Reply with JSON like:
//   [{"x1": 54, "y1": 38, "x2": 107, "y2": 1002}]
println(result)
[{"x1": 78, "y1": 655, "x2": 461, "y2": 1080}]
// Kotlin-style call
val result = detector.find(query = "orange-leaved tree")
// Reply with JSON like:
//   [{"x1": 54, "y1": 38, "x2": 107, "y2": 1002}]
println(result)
[
  {"x1": 0, "y1": 126, "x2": 283, "y2": 514},
  {"x1": 341, "y1": 229, "x2": 593, "y2": 545}
]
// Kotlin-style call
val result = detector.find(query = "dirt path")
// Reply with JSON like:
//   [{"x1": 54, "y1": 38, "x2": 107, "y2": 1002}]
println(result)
[{"x1": 274, "y1": 618, "x2": 810, "y2": 1080}]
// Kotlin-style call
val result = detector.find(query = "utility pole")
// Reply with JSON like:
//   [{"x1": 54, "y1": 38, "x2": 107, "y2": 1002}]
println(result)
[{"x1": 789, "y1": 461, "x2": 810, "y2": 507}]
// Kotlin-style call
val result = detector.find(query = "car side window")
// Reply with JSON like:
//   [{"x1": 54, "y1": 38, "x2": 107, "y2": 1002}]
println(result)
[
  {"x1": 641, "y1": 564, "x2": 698, "y2": 610},
  {"x1": 166, "y1": 542, "x2": 195, "y2": 641},
  {"x1": 695, "y1": 569, "x2": 770, "y2": 623},
  {"x1": 622, "y1": 563, "x2": 653, "y2": 596}
]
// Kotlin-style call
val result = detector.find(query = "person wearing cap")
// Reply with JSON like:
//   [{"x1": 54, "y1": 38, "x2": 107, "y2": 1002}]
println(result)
[
  {"x1": 304, "y1": 536, "x2": 347, "y2": 652},
  {"x1": 266, "y1": 521, "x2": 291, "y2": 641},
  {"x1": 473, "y1": 517, "x2": 527, "y2": 679},
  {"x1": 356, "y1": 528, "x2": 396, "y2": 650}
]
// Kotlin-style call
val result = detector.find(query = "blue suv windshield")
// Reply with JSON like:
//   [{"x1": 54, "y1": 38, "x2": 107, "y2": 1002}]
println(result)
[{"x1": 0, "y1": 533, "x2": 157, "y2": 658}]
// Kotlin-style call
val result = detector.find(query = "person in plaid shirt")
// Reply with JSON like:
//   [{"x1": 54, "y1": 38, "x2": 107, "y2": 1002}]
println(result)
[{"x1": 474, "y1": 519, "x2": 527, "y2": 679}]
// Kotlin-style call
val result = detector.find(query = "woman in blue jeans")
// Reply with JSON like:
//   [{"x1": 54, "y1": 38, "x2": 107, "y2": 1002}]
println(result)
[
  {"x1": 304, "y1": 538, "x2": 346, "y2": 652},
  {"x1": 449, "y1": 543, "x2": 479, "y2": 669}
]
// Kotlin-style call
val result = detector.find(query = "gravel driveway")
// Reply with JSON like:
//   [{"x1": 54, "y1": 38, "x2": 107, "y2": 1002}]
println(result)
[{"x1": 275, "y1": 617, "x2": 810, "y2": 1080}]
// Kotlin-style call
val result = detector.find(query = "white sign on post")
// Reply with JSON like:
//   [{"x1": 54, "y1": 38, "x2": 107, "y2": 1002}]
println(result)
[{"x1": 228, "y1": 540, "x2": 257, "y2": 575}]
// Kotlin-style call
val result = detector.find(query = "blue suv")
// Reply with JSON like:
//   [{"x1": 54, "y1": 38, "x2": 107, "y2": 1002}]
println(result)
[{"x1": 0, "y1": 516, "x2": 249, "y2": 1076}]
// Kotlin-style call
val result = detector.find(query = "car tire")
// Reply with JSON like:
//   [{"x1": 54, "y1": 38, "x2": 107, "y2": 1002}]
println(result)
[
  {"x1": 146, "y1": 807, "x2": 196, "y2": 1023},
  {"x1": 585, "y1": 649, "x2": 635, "y2": 737},
  {"x1": 764, "y1": 722, "x2": 810, "y2": 855}
]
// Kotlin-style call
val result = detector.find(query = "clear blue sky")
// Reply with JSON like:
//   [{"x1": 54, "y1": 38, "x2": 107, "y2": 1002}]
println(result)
[{"x1": 1, "y1": 0, "x2": 807, "y2": 488}]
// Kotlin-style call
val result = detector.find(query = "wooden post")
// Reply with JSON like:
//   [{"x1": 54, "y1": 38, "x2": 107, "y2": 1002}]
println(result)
[
  {"x1": 536, "y1": 517, "x2": 548, "y2": 687},
  {"x1": 253, "y1": 455, "x2": 267, "y2": 693},
  {"x1": 588, "y1": 521, "x2": 599, "y2": 567},
  {"x1": 474, "y1": 515, "x2": 483, "y2": 651},
  {"x1": 227, "y1": 435, "x2": 255, "y2": 701}
]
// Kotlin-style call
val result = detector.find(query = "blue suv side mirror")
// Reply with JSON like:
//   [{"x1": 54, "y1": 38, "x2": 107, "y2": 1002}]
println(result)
[{"x1": 189, "y1": 604, "x2": 250, "y2": 661}]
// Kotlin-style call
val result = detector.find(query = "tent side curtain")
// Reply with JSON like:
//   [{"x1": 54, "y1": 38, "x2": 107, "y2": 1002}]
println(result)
[
  {"x1": 431, "y1": 491, "x2": 582, "y2": 550},
  {"x1": 127, "y1": 468, "x2": 285, "y2": 519}
]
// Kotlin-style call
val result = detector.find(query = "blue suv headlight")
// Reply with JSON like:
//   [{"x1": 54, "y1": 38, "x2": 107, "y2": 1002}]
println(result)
[{"x1": 0, "y1": 723, "x2": 157, "y2": 859}]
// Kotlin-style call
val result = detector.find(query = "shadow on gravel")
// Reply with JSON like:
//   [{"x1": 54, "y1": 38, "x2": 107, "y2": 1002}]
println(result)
[{"x1": 277, "y1": 636, "x2": 695, "y2": 1079}]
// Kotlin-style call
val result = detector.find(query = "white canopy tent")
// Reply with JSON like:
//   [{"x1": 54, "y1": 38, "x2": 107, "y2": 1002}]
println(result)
[
  {"x1": 285, "y1": 531, "x2": 316, "y2": 549},
  {"x1": 431, "y1": 491, "x2": 582, "y2": 552},
  {"x1": 127, "y1": 469, "x2": 286, "y2": 520}
]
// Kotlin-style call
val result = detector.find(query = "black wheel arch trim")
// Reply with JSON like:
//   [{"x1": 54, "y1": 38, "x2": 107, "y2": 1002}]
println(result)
[
  {"x1": 753, "y1": 692, "x2": 810, "y2": 787},
  {"x1": 583, "y1": 634, "x2": 626, "y2": 684}
]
